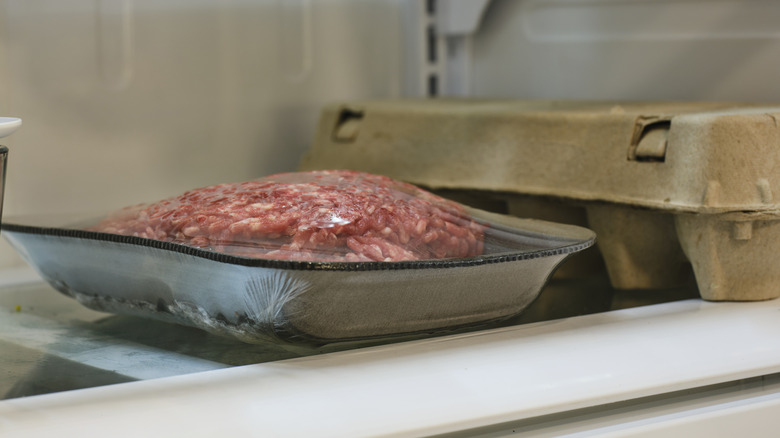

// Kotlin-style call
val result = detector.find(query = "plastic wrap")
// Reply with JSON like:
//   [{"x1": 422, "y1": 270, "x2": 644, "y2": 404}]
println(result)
[
  {"x1": 89, "y1": 170, "x2": 485, "y2": 262},
  {"x1": 3, "y1": 170, "x2": 595, "y2": 345}
]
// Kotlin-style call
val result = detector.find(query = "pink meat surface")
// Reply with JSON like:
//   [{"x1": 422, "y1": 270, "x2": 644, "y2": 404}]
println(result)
[{"x1": 91, "y1": 170, "x2": 485, "y2": 262}]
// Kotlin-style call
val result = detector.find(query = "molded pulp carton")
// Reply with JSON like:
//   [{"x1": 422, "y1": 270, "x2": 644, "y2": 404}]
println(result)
[{"x1": 300, "y1": 100, "x2": 780, "y2": 301}]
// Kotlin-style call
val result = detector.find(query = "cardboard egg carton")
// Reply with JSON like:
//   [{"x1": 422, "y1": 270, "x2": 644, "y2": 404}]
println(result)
[{"x1": 300, "y1": 100, "x2": 780, "y2": 301}]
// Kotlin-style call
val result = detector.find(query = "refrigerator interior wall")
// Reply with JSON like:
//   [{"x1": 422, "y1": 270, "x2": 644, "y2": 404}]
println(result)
[
  {"x1": 0, "y1": 0, "x2": 404, "y2": 267},
  {"x1": 4, "y1": 0, "x2": 780, "y2": 269},
  {"x1": 464, "y1": 0, "x2": 780, "y2": 100},
  {"x1": 0, "y1": 0, "x2": 780, "y2": 266}
]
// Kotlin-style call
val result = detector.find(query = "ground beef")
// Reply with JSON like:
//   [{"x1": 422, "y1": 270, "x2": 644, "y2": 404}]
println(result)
[{"x1": 91, "y1": 170, "x2": 485, "y2": 262}]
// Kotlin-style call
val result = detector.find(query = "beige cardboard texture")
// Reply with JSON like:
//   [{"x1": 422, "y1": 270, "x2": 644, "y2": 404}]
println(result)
[{"x1": 300, "y1": 100, "x2": 780, "y2": 301}]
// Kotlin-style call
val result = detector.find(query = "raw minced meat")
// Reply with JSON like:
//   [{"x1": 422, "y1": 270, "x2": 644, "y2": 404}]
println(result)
[{"x1": 91, "y1": 170, "x2": 485, "y2": 262}]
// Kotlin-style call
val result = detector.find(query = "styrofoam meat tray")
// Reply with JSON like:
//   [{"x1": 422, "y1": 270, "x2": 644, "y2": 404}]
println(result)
[{"x1": 2, "y1": 209, "x2": 594, "y2": 345}]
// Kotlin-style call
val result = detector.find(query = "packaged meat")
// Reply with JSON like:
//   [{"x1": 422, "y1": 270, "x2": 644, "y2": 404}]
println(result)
[
  {"x1": 90, "y1": 170, "x2": 484, "y2": 262},
  {"x1": 2, "y1": 171, "x2": 595, "y2": 345}
]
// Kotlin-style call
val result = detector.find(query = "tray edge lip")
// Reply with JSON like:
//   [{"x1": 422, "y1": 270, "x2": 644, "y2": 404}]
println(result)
[{"x1": 1, "y1": 223, "x2": 595, "y2": 272}]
